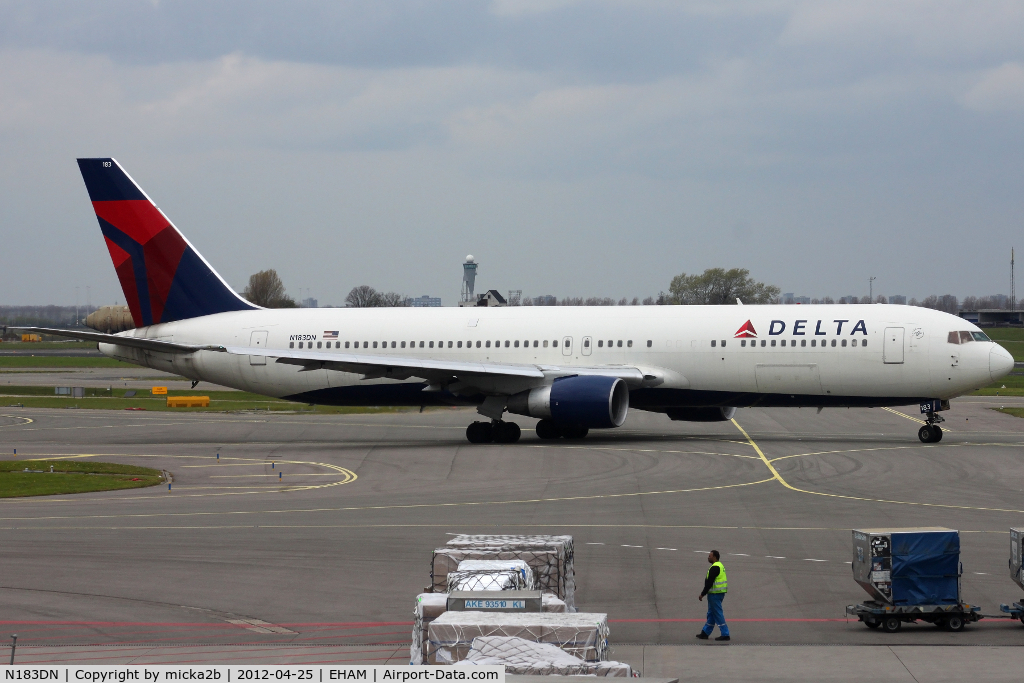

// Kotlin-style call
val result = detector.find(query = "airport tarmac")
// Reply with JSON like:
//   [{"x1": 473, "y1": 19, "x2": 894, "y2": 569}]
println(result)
[
  {"x1": 0, "y1": 366, "x2": 236, "y2": 391},
  {"x1": 2, "y1": 397, "x2": 1024, "y2": 658}
]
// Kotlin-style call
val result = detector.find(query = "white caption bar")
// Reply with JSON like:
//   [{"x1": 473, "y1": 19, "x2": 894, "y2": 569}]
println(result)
[{"x1": 3, "y1": 667, "x2": 504, "y2": 683}]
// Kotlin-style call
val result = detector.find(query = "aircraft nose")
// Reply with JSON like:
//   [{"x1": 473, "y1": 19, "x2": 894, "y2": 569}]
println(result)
[{"x1": 990, "y1": 344, "x2": 1015, "y2": 382}]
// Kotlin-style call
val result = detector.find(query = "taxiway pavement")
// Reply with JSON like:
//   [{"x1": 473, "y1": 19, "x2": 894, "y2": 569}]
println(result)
[{"x1": 2, "y1": 397, "x2": 1024, "y2": 650}]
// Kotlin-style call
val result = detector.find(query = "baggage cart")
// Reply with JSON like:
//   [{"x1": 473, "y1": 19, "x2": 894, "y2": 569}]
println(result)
[
  {"x1": 846, "y1": 600, "x2": 981, "y2": 632},
  {"x1": 997, "y1": 602, "x2": 1024, "y2": 624}
]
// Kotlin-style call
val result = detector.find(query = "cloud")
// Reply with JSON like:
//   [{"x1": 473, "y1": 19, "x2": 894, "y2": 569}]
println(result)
[
  {"x1": 2, "y1": 2, "x2": 1024, "y2": 304},
  {"x1": 962, "y1": 62, "x2": 1024, "y2": 112}
]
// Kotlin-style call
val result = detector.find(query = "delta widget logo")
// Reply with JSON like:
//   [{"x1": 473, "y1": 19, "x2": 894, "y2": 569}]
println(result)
[{"x1": 734, "y1": 320, "x2": 757, "y2": 338}]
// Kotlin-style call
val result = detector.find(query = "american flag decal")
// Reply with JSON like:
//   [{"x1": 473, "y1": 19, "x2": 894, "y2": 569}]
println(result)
[{"x1": 323, "y1": 330, "x2": 339, "y2": 340}]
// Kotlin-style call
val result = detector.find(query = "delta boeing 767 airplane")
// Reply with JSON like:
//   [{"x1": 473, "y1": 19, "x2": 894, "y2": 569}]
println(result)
[{"x1": 21, "y1": 159, "x2": 1015, "y2": 444}]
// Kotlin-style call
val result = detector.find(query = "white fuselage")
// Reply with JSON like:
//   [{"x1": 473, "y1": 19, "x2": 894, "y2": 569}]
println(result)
[{"x1": 98, "y1": 304, "x2": 1011, "y2": 410}]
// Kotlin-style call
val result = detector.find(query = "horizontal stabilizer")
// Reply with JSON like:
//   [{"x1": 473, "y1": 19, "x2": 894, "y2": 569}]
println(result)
[{"x1": 13, "y1": 327, "x2": 212, "y2": 354}]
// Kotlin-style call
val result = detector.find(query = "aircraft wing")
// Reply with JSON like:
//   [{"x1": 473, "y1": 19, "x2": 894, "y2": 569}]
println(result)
[
  {"x1": 10, "y1": 327, "x2": 208, "y2": 354},
  {"x1": 221, "y1": 345, "x2": 647, "y2": 389}
]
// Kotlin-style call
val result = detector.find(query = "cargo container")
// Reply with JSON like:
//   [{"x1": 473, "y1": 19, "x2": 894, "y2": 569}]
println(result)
[
  {"x1": 1011, "y1": 527, "x2": 1024, "y2": 591},
  {"x1": 848, "y1": 527, "x2": 980, "y2": 632},
  {"x1": 998, "y1": 527, "x2": 1024, "y2": 624},
  {"x1": 852, "y1": 527, "x2": 961, "y2": 605}
]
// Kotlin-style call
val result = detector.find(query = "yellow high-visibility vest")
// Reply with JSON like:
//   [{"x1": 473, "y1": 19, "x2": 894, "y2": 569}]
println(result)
[{"x1": 707, "y1": 561, "x2": 728, "y2": 593}]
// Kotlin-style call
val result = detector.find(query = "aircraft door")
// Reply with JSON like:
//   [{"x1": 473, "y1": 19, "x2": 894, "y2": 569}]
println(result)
[
  {"x1": 883, "y1": 327, "x2": 904, "y2": 364},
  {"x1": 249, "y1": 330, "x2": 269, "y2": 365},
  {"x1": 562, "y1": 336, "x2": 573, "y2": 356},
  {"x1": 582, "y1": 336, "x2": 592, "y2": 356}
]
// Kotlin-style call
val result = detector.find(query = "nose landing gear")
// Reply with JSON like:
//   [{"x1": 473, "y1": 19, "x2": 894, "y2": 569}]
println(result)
[{"x1": 918, "y1": 412, "x2": 944, "y2": 443}]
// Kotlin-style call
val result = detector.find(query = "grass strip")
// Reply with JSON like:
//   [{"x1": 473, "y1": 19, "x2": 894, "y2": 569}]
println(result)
[
  {"x1": 0, "y1": 357, "x2": 136, "y2": 368},
  {"x1": 995, "y1": 407, "x2": 1024, "y2": 419},
  {"x1": 0, "y1": 460, "x2": 163, "y2": 498},
  {"x1": 0, "y1": 342, "x2": 97, "y2": 350}
]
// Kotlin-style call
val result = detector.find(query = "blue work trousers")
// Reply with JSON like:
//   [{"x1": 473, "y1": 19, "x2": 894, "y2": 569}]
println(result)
[{"x1": 702, "y1": 592, "x2": 729, "y2": 636}]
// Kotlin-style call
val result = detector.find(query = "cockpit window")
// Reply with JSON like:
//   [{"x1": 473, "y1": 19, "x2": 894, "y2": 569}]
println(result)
[
  {"x1": 971, "y1": 331, "x2": 991, "y2": 342},
  {"x1": 947, "y1": 332, "x2": 960, "y2": 344},
  {"x1": 959, "y1": 331, "x2": 974, "y2": 344}
]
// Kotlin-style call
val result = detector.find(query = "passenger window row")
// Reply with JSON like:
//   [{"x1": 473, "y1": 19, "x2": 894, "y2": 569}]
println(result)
[
  {"x1": 287, "y1": 338, "x2": 638, "y2": 350},
  {"x1": 285, "y1": 337, "x2": 866, "y2": 351},
  {"x1": 736, "y1": 338, "x2": 866, "y2": 348}
]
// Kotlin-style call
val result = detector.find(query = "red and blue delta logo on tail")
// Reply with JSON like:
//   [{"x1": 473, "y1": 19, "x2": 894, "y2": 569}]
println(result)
[
  {"x1": 78, "y1": 159, "x2": 256, "y2": 327},
  {"x1": 734, "y1": 320, "x2": 757, "y2": 338}
]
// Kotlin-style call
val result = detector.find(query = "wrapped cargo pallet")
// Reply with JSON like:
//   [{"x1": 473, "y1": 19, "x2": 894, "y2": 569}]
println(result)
[
  {"x1": 411, "y1": 593, "x2": 449, "y2": 665},
  {"x1": 452, "y1": 637, "x2": 631, "y2": 676},
  {"x1": 852, "y1": 527, "x2": 961, "y2": 605},
  {"x1": 446, "y1": 560, "x2": 536, "y2": 592},
  {"x1": 1011, "y1": 528, "x2": 1024, "y2": 591},
  {"x1": 427, "y1": 611, "x2": 608, "y2": 664},
  {"x1": 411, "y1": 592, "x2": 568, "y2": 664},
  {"x1": 433, "y1": 535, "x2": 576, "y2": 609}
]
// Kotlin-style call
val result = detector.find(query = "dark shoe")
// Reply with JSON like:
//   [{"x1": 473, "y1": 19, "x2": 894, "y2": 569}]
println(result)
[
  {"x1": 715, "y1": 636, "x2": 731, "y2": 641},
  {"x1": 695, "y1": 632, "x2": 709, "y2": 640}
]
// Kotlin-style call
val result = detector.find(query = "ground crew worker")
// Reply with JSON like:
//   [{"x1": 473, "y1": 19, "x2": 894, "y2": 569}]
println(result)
[{"x1": 696, "y1": 549, "x2": 730, "y2": 641}]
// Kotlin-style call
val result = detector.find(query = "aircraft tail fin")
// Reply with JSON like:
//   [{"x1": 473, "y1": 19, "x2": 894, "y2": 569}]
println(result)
[{"x1": 77, "y1": 158, "x2": 256, "y2": 326}]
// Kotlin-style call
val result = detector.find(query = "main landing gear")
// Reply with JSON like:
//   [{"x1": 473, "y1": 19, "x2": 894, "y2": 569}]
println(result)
[
  {"x1": 918, "y1": 412, "x2": 944, "y2": 444},
  {"x1": 466, "y1": 420, "x2": 522, "y2": 444},
  {"x1": 464, "y1": 419, "x2": 590, "y2": 443},
  {"x1": 535, "y1": 419, "x2": 589, "y2": 440}
]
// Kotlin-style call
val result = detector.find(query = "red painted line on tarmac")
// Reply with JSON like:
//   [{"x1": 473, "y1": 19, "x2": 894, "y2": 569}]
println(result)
[
  {"x1": 0, "y1": 620, "x2": 413, "y2": 627},
  {"x1": 14, "y1": 646, "x2": 407, "y2": 666},
  {"x1": 287, "y1": 632, "x2": 410, "y2": 643},
  {"x1": 610, "y1": 618, "x2": 848, "y2": 623}
]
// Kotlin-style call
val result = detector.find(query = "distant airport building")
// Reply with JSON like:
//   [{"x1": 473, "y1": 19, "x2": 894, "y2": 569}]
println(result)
[
  {"x1": 301, "y1": 297, "x2": 318, "y2": 308},
  {"x1": 407, "y1": 295, "x2": 442, "y2": 307},
  {"x1": 460, "y1": 290, "x2": 507, "y2": 307},
  {"x1": 888, "y1": 295, "x2": 907, "y2": 305},
  {"x1": 959, "y1": 309, "x2": 1024, "y2": 326},
  {"x1": 782, "y1": 293, "x2": 811, "y2": 304}
]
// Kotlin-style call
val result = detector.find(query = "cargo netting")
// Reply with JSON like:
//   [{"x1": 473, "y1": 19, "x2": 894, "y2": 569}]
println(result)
[
  {"x1": 432, "y1": 535, "x2": 576, "y2": 610},
  {"x1": 446, "y1": 569, "x2": 529, "y2": 593},
  {"x1": 446, "y1": 560, "x2": 535, "y2": 592},
  {"x1": 452, "y1": 636, "x2": 631, "y2": 676},
  {"x1": 410, "y1": 592, "x2": 567, "y2": 665},
  {"x1": 427, "y1": 611, "x2": 608, "y2": 664}
]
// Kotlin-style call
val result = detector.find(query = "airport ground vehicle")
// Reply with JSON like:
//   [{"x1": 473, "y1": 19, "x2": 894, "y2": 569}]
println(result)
[
  {"x1": 847, "y1": 601, "x2": 981, "y2": 633},
  {"x1": 21, "y1": 158, "x2": 1015, "y2": 443}
]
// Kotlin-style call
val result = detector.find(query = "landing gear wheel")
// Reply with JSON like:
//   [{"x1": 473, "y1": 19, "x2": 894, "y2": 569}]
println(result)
[
  {"x1": 560, "y1": 424, "x2": 589, "y2": 440},
  {"x1": 881, "y1": 617, "x2": 902, "y2": 633},
  {"x1": 864, "y1": 619, "x2": 881, "y2": 629},
  {"x1": 466, "y1": 421, "x2": 494, "y2": 444},
  {"x1": 535, "y1": 419, "x2": 561, "y2": 440},
  {"x1": 943, "y1": 615, "x2": 965, "y2": 632},
  {"x1": 492, "y1": 421, "x2": 521, "y2": 444},
  {"x1": 918, "y1": 424, "x2": 943, "y2": 443}
]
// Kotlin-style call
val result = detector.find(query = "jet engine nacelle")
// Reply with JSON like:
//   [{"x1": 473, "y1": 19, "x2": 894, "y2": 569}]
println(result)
[
  {"x1": 665, "y1": 406, "x2": 737, "y2": 422},
  {"x1": 507, "y1": 375, "x2": 629, "y2": 428}
]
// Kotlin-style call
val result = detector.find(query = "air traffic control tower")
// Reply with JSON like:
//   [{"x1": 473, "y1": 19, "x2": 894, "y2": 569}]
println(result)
[{"x1": 461, "y1": 255, "x2": 477, "y2": 304}]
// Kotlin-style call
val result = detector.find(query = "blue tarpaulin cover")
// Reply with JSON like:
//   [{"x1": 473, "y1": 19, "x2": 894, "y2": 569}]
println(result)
[{"x1": 890, "y1": 531, "x2": 960, "y2": 605}]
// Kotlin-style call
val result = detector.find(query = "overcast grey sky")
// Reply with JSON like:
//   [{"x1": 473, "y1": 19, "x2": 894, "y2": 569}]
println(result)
[{"x1": 1, "y1": 0, "x2": 1022, "y2": 306}]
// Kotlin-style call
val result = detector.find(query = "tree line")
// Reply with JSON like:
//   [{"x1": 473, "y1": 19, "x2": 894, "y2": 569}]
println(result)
[{"x1": 240, "y1": 268, "x2": 1012, "y2": 312}]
